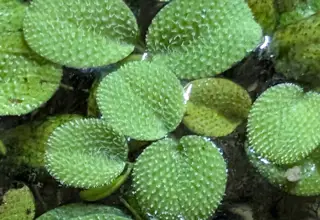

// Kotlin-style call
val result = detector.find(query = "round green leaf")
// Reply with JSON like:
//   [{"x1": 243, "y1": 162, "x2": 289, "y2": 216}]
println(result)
[
  {"x1": 183, "y1": 78, "x2": 251, "y2": 137},
  {"x1": 45, "y1": 118, "x2": 128, "y2": 188},
  {"x1": 0, "y1": 185, "x2": 35, "y2": 220},
  {"x1": 36, "y1": 203, "x2": 132, "y2": 220},
  {"x1": 97, "y1": 61, "x2": 185, "y2": 141},
  {"x1": 0, "y1": 32, "x2": 62, "y2": 116},
  {"x1": 247, "y1": 83, "x2": 320, "y2": 165},
  {"x1": 146, "y1": 0, "x2": 262, "y2": 79},
  {"x1": 23, "y1": 0, "x2": 138, "y2": 68},
  {"x1": 0, "y1": 0, "x2": 27, "y2": 32},
  {"x1": 132, "y1": 135, "x2": 227, "y2": 219},
  {"x1": 247, "y1": 146, "x2": 320, "y2": 196}
]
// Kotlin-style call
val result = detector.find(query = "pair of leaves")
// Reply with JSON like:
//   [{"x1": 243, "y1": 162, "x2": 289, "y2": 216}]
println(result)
[{"x1": 0, "y1": 0, "x2": 62, "y2": 116}]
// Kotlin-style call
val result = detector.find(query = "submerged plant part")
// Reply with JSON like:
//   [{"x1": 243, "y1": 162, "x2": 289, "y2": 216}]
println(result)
[
  {"x1": 0, "y1": 185, "x2": 35, "y2": 220},
  {"x1": 37, "y1": 203, "x2": 132, "y2": 219},
  {"x1": 132, "y1": 135, "x2": 227, "y2": 219},
  {"x1": 97, "y1": 61, "x2": 185, "y2": 141},
  {"x1": 146, "y1": 0, "x2": 263, "y2": 79},
  {"x1": 23, "y1": 0, "x2": 139, "y2": 68},
  {"x1": 247, "y1": 83, "x2": 320, "y2": 165},
  {"x1": 45, "y1": 118, "x2": 128, "y2": 188},
  {"x1": 183, "y1": 78, "x2": 252, "y2": 137},
  {"x1": 271, "y1": 12, "x2": 320, "y2": 84},
  {"x1": 247, "y1": 147, "x2": 320, "y2": 196}
]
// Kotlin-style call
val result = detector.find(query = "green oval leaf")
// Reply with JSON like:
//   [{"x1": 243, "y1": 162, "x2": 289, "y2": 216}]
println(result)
[
  {"x1": 23, "y1": 0, "x2": 139, "y2": 68},
  {"x1": 0, "y1": 32, "x2": 62, "y2": 116},
  {"x1": 132, "y1": 135, "x2": 227, "y2": 219},
  {"x1": 183, "y1": 78, "x2": 251, "y2": 137},
  {"x1": 45, "y1": 118, "x2": 128, "y2": 188},
  {"x1": 36, "y1": 203, "x2": 132, "y2": 220},
  {"x1": 97, "y1": 61, "x2": 185, "y2": 141},
  {"x1": 247, "y1": 83, "x2": 320, "y2": 165},
  {"x1": 146, "y1": 0, "x2": 262, "y2": 79},
  {"x1": 0, "y1": 185, "x2": 35, "y2": 220}
]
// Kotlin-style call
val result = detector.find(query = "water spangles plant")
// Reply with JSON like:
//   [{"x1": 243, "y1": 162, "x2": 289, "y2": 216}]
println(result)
[
  {"x1": 23, "y1": 0, "x2": 139, "y2": 68},
  {"x1": 45, "y1": 118, "x2": 128, "y2": 188},
  {"x1": 132, "y1": 135, "x2": 227, "y2": 219},
  {"x1": 97, "y1": 61, "x2": 185, "y2": 141},
  {"x1": 36, "y1": 203, "x2": 132, "y2": 220},
  {"x1": 147, "y1": 0, "x2": 263, "y2": 79},
  {"x1": 183, "y1": 78, "x2": 252, "y2": 137},
  {"x1": 247, "y1": 83, "x2": 320, "y2": 165},
  {"x1": 0, "y1": 0, "x2": 27, "y2": 32},
  {"x1": 0, "y1": 185, "x2": 35, "y2": 220}
]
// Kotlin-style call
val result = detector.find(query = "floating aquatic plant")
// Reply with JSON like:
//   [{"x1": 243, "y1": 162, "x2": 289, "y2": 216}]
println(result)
[
  {"x1": 37, "y1": 203, "x2": 132, "y2": 219},
  {"x1": 183, "y1": 78, "x2": 252, "y2": 137},
  {"x1": 0, "y1": 185, "x2": 35, "y2": 220},
  {"x1": 97, "y1": 61, "x2": 185, "y2": 141},
  {"x1": 147, "y1": 0, "x2": 263, "y2": 79},
  {"x1": 132, "y1": 135, "x2": 227, "y2": 219},
  {"x1": 247, "y1": 83, "x2": 320, "y2": 165},
  {"x1": 23, "y1": 0, "x2": 139, "y2": 68},
  {"x1": 0, "y1": 0, "x2": 62, "y2": 116},
  {"x1": 45, "y1": 118, "x2": 128, "y2": 188}
]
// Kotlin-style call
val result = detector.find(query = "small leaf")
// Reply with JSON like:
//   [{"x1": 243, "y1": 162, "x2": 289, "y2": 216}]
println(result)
[
  {"x1": 0, "y1": 32, "x2": 62, "y2": 116},
  {"x1": 0, "y1": 185, "x2": 35, "y2": 220},
  {"x1": 247, "y1": 83, "x2": 320, "y2": 165},
  {"x1": 23, "y1": 0, "x2": 139, "y2": 68},
  {"x1": 45, "y1": 118, "x2": 128, "y2": 188},
  {"x1": 132, "y1": 135, "x2": 227, "y2": 219},
  {"x1": 97, "y1": 61, "x2": 185, "y2": 140},
  {"x1": 183, "y1": 78, "x2": 251, "y2": 137},
  {"x1": 36, "y1": 203, "x2": 132, "y2": 219},
  {"x1": 146, "y1": 0, "x2": 262, "y2": 79}
]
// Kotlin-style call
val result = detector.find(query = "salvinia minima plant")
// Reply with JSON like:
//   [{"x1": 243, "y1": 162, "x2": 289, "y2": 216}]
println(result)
[{"x1": 247, "y1": 83, "x2": 320, "y2": 196}]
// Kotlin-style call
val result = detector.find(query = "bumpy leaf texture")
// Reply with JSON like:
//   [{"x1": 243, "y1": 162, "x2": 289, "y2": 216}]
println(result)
[
  {"x1": 0, "y1": 185, "x2": 35, "y2": 220},
  {"x1": 23, "y1": 0, "x2": 138, "y2": 68},
  {"x1": 36, "y1": 203, "x2": 132, "y2": 220},
  {"x1": 0, "y1": 0, "x2": 27, "y2": 32},
  {"x1": 247, "y1": 147, "x2": 320, "y2": 196},
  {"x1": 45, "y1": 118, "x2": 128, "y2": 188},
  {"x1": 132, "y1": 136, "x2": 227, "y2": 219},
  {"x1": 183, "y1": 78, "x2": 251, "y2": 137},
  {"x1": 247, "y1": 83, "x2": 320, "y2": 165},
  {"x1": 147, "y1": 0, "x2": 263, "y2": 79},
  {"x1": 97, "y1": 61, "x2": 185, "y2": 140}
]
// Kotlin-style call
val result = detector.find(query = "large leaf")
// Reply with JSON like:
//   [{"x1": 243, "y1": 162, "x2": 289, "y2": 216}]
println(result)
[
  {"x1": 247, "y1": 83, "x2": 320, "y2": 165},
  {"x1": 97, "y1": 61, "x2": 185, "y2": 140},
  {"x1": 0, "y1": 32, "x2": 62, "y2": 116},
  {"x1": 45, "y1": 118, "x2": 128, "y2": 188},
  {"x1": 146, "y1": 0, "x2": 262, "y2": 79},
  {"x1": 23, "y1": 0, "x2": 139, "y2": 68},
  {"x1": 183, "y1": 78, "x2": 251, "y2": 137},
  {"x1": 132, "y1": 136, "x2": 227, "y2": 219}
]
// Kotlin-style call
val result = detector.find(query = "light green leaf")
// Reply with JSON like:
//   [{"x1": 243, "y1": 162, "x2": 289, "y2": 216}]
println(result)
[
  {"x1": 132, "y1": 135, "x2": 227, "y2": 219},
  {"x1": 0, "y1": 185, "x2": 35, "y2": 220},
  {"x1": 0, "y1": 32, "x2": 62, "y2": 116},
  {"x1": 45, "y1": 118, "x2": 128, "y2": 188},
  {"x1": 0, "y1": 0, "x2": 27, "y2": 32},
  {"x1": 247, "y1": 83, "x2": 320, "y2": 165},
  {"x1": 97, "y1": 61, "x2": 185, "y2": 141},
  {"x1": 23, "y1": 0, "x2": 138, "y2": 68},
  {"x1": 147, "y1": 0, "x2": 262, "y2": 79},
  {"x1": 183, "y1": 78, "x2": 251, "y2": 137},
  {"x1": 36, "y1": 203, "x2": 132, "y2": 220}
]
